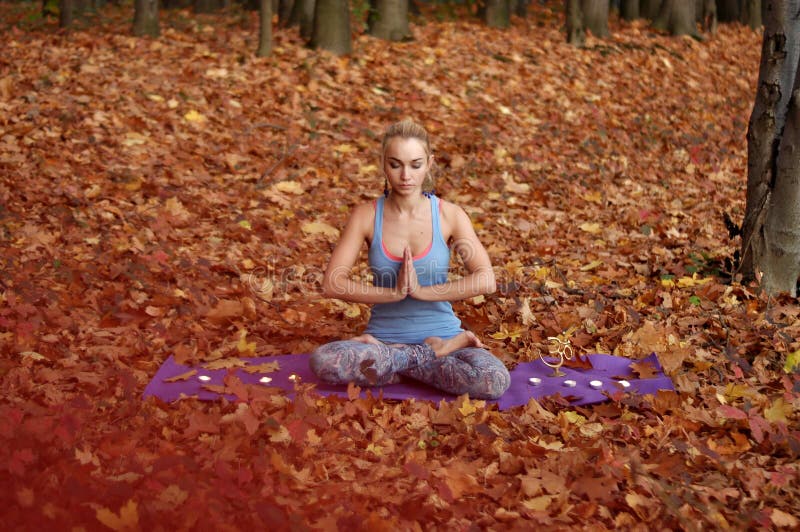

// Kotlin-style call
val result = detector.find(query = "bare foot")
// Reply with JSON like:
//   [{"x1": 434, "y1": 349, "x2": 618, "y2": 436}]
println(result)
[
  {"x1": 424, "y1": 331, "x2": 483, "y2": 357},
  {"x1": 350, "y1": 334, "x2": 382, "y2": 346}
]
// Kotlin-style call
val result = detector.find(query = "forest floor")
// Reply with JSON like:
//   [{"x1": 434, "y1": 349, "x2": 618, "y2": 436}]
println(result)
[{"x1": 1, "y1": 1, "x2": 799, "y2": 529}]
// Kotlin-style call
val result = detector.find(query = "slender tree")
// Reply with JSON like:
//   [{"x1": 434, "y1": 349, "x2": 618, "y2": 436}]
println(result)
[
  {"x1": 565, "y1": 0, "x2": 609, "y2": 44},
  {"x1": 640, "y1": 0, "x2": 661, "y2": 19},
  {"x1": 257, "y1": 0, "x2": 272, "y2": 56},
  {"x1": 133, "y1": 0, "x2": 160, "y2": 37},
  {"x1": 485, "y1": 0, "x2": 511, "y2": 28},
  {"x1": 741, "y1": 0, "x2": 763, "y2": 29},
  {"x1": 652, "y1": 0, "x2": 699, "y2": 37},
  {"x1": 621, "y1": 0, "x2": 640, "y2": 20},
  {"x1": 60, "y1": 0, "x2": 73, "y2": 27},
  {"x1": 741, "y1": 0, "x2": 800, "y2": 295},
  {"x1": 289, "y1": 0, "x2": 316, "y2": 40},
  {"x1": 717, "y1": 0, "x2": 740, "y2": 21},
  {"x1": 368, "y1": 0, "x2": 412, "y2": 40},
  {"x1": 310, "y1": 0, "x2": 351, "y2": 55},
  {"x1": 566, "y1": 0, "x2": 585, "y2": 44}
]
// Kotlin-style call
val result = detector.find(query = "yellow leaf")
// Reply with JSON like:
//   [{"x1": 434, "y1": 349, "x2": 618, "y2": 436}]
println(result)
[
  {"x1": 521, "y1": 495, "x2": 553, "y2": 512},
  {"x1": 440, "y1": 95, "x2": 452, "y2": 107},
  {"x1": 660, "y1": 278, "x2": 676, "y2": 288},
  {"x1": 122, "y1": 132, "x2": 147, "y2": 146},
  {"x1": 764, "y1": 397, "x2": 790, "y2": 424},
  {"x1": 238, "y1": 220, "x2": 252, "y2": 230},
  {"x1": 184, "y1": 109, "x2": 206, "y2": 123},
  {"x1": 580, "y1": 259, "x2": 603, "y2": 271},
  {"x1": 275, "y1": 181, "x2": 304, "y2": 194},
  {"x1": 366, "y1": 443, "x2": 383, "y2": 456},
  {"x1": 579, "y1": 222, "x2": 601, "y2": 234},
  {"x1": 334, "y1": 144, "x2": 356, "y2": 154},
  {"x1": 458, "y1": 398, "x2": 477, "y2": 417},
  {"x1": 583, "y1": 191, "x2": 603, "y2": 204},
  {"x1": 562, "y1": 411, "x2": 586, "y2": 425},
  {"x1": 95, "y1": 499, "x2": 139, "y2": 531},
  {"x1": 301, "y1": 221, "x2": 340, "y2": 239},
  {"x1": 676, "y1": 274, "x2": 713, "y2": 288},
  {"x1": 237, "y1": 330, "x2": 256, "y2": 356},
  {"x1": 498, "y1": 104, "x2": 513, "y2": 115},
  {"x1": 489, "y1": 326, "x2": 523, "y2": 341},
  {"x1": 19, "y1": 351, "x2": 46, "y2": 361},
  {"x1": 146, "y1": 94, "x2": 164, "y2": 102},
  {"x1": 783, "y1": 349, "x2": 800, "y2": 373}
]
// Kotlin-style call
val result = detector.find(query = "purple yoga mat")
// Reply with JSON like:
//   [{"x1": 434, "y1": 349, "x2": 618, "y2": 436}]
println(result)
[{"x1": 143, "y1": 352, "x2": 674, "y2": 410}]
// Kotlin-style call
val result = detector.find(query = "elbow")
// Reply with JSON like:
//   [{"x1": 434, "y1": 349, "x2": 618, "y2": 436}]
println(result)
[{"x1": 321, "y1": 278, "x2": 340, "y2": 299}]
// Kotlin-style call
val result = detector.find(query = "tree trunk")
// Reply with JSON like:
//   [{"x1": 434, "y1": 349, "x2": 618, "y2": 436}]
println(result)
[
  {"x1": 278, "y1": 0, "x2": 294, "y2": 25},
  {"x1": 742, "y1": 0, "x2": 800, "y2": 295},
  {"x1": 514, "y1": 0, "x2": 529, "y2": 18},
  {"x1": 289, "y1": 0, "x2": 316, "y2": 40},
  {"x1": 194, "y1": 0, "x2": 223, "y2": 13},
  {"x1": 652, "y1": 0, "x2": 699, "y2": 36},
  {"x1": 640, "y1": 0, "x2": 661, "y2": 19},
  {"x1": 368, "y1": 0, "x2": 412, "y2": 40},
  {"x1": 133, "y1": 0, "x2": 160, "y2": 37},
  {"x1": 621, "y1": 0, "x2": 640, "y2": 20},
  {"x1": 717, "y1": 0, "x2": 741, "y2": 21},
  {"x1": 581, "y1": 0, "x2": 609, "y2": 36},
  {"x1": 310, "y1": 0, "x2": 351, "y2": 55},
  {"x1": 566, "y1": 0, "x2": 585, "y2": 45},
  {"x1": 741, "y1": 0, "x2": 763, "y2": 28},
  {"x1": 485, "y1": 0, "x2": 511, "y2": 28},
  {"x1": 257, "y1": 0, "x2": 272, "y2": 56},
  {"x1": 60, "y1": 0, "x2": 73, "y2": 27}
]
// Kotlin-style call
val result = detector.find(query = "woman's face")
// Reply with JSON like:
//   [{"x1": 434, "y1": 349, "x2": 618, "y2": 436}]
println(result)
[{"x1": 383, "y1": 137, "x2": 430, "y2": 196}]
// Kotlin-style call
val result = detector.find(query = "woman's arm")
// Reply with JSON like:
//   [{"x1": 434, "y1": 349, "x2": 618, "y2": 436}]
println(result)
[
  {"x1": 411, "y1": 203, "x2": 496, "y2": 302},
  {"x1": 321, "y1": 203, "x2": 406, "y2": 304}
]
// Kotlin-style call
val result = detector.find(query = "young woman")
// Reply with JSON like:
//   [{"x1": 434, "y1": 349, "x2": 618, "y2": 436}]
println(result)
[{"x1": 310, "y1": 119, "x2": 510, "y2": 400}]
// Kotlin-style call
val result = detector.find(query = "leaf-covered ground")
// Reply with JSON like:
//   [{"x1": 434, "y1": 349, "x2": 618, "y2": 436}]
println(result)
[{"x1": 1, "y1": 2, "x2": 799, "y2": 529}]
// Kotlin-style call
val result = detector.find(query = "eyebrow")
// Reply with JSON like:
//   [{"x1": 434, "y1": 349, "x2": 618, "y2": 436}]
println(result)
[{"x1": 387, "y1": 157, "x2": 424, "y2": 163}]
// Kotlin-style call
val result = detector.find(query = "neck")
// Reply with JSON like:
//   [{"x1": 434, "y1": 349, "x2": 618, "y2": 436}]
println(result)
[{"x1": 386, "y1": 191, "x2": 427, "y2": 214}]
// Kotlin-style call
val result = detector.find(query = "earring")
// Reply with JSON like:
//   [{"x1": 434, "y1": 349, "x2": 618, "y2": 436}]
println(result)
[{"x1": 384, "y1": 177, "x2": 389, "y2": 198}]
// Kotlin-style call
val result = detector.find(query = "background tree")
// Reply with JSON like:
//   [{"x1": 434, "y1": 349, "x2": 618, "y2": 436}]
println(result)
[
  {"x1": 310, "y1": 0, "x2": 351, "y2": 54},
  {"x1": 60, "y1": 0, "x2": 73, "y2": 27},
  {"x1": 485, "y1": 0, "x2": 511, "y2": 29},
  {"x1": 740, "y1": 0, "x2": 762, "y2": 29},
  {"x1": 716, "y1": 0, "x2": 740, "y2": 20},
  {"x1": 652, "y1": 0, "x2": 699, "y2": 37},
  {"x1": 565, "y1": 0, "x2": 585, "y2": 44},
  {"x1": 742, "y1": 0, "x2": 800, "y2": 295},
  {"x1": 195, "y1": 0, "x2": 225, "y2": 13},
  {"x1": 289, "y1": 0, "x2": 316, "y2": 40},
  {"x1": 368, "y1": 0, "x2": 412, "y2": 41},
  {"x1": 257, "y1": 0, "x2": 272, "y2": 56},
  {"x1": 565, "y1": 0, "x2": 609, "y2": 44},
  {"x1": 640, "y1": 0, "x2": 661, "y2": 19},
  {"x1": 620, "y1": 0, "x2": 640, "y2": 20},
  {"x1": 133, "y1": 0, "x2": 160, "y2": 37}
]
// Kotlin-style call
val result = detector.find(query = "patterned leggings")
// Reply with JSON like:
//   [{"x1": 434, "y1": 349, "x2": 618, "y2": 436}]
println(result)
[{"x1": 310, "y1": 340, "x2": 511, "y2": 400}]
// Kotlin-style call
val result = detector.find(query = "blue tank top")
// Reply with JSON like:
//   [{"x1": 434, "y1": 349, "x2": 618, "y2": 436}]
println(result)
[{"x1": 364, "y1": 195, "x2": 463, "y2": 344}]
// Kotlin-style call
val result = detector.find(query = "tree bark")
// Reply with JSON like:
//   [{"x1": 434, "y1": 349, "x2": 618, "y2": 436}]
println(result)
[
  {"x1": 582, "y1": 0, "x2": 609, "y2": 37},
  {"x1": 485, "y1": 0, "x2": 511, "y2": 28},
  {"x1": 652, "y1": 0, "x2": 699, "y2": 36},
  {"x1": 717, "y1": 0, "x2": 741, "y2": 21},
  {"x1": 621, "y1": 0, "x2": 640, "y2": 20},
  {"x1": 133, "y1": 0, "x2": 160, "y2": 37},
  {"x1": 257, "y1": 0, "x2": 272, "y2": 56},
  {"x1": 566, "y1": 0, "x2": 585, "y2": 45},
  {"x1": 741, "y1": 0, "x2": 763, "y2": 28},
  {"x1": 278, "y1": 0, "x2": 294, "y2": 25},
  {"x1": 310, "y1": 0, "x2": 351, "y2": 55},
  {"x1": 742, "y1": 0, "x2": 800, "y2": 295},
  {"x1": 60, "y1": 0, "x2": 73, "y2": 27},
  {"x1": 368, "y1": 0, "x2": 412, "y2": 40},
  {"x1": 194, "y1": 0, "x2": 223, "y2": 13},
  {"x1": 640, "y1": 0, "x2": 661, "y2": 19},
  {"x1": 289, "y1": 0, "x2": 316, "y2": 40}
]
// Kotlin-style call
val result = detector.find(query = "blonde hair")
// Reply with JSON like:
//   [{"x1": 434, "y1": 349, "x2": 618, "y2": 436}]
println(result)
[{"x1": 381, "y1": 119, "x2": 435, "y2": 194}]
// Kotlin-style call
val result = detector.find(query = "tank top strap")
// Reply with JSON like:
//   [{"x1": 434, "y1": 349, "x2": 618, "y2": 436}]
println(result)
[
  {"x1": 371, "y1": 197, "x2": 385, "y2": 249},
  {"x1": 430, "y1": 195, "x2": 447, "y2": 249}
]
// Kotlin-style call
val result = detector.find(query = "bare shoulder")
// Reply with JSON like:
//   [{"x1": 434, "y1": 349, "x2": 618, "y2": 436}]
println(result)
[
  {"x1": 438, "y1": 198, "x2": 471, "y2": 228},
  {"x1": 343, "y1": 200, "x2": 377, "y2": 234}
]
